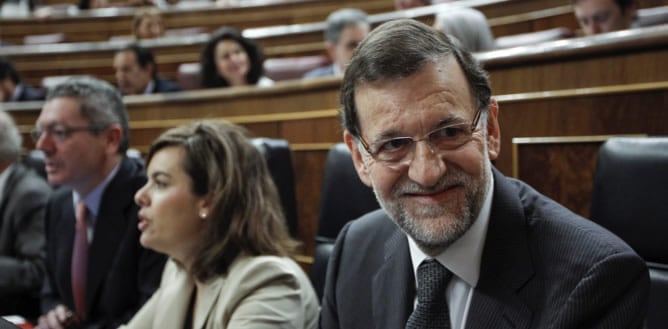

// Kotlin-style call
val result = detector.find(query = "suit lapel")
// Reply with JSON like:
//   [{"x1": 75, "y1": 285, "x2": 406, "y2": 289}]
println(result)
[
  {"x1": 372, "y1": 227, "x2": 414, "y2": 329},
  {"x1": 86, "y1": 158, "x2": 136, "y2": 310},
  {"x1": 154, "y1": 262, "x2": 193, "y2": 328},
  {"x1": 194, "y1": 277, "x2": 223, "y2": 329},
  {"x1": 466, "y1": 169, "x2": 533, "y2": 329}
]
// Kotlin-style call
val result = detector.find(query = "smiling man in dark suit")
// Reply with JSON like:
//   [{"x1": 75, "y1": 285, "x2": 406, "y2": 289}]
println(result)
[
  {"x1": 33, "y1": 77, "x2": 166, "y2": 329},
  {"x1": 320, "y1": 19, "x2": 649, "y2": 329}
]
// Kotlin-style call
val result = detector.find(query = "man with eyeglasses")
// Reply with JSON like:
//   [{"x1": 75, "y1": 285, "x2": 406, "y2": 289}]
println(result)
[
  {"x1": 33, "y1": 77, "x2": 166, "y2": 329},
  {"x1": 320, "y1": 19, "x2": 648, "y2": 329}
]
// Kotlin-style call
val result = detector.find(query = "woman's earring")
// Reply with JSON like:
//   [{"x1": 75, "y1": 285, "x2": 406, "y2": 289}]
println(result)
[{"x1": 199, "y1": 210, "x2": 208, "y2": 219}]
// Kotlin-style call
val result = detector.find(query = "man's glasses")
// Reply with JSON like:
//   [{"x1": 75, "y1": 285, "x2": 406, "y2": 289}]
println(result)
[
  {"x1": 31, "y1": 125, "x2": 106, "y2": 143},
  {"x1": 358, "y1": 109, "x2": 482, "y2": 168}
]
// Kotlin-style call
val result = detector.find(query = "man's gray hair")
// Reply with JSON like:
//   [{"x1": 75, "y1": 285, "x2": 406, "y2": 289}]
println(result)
[
  {"x1": 340, "y1": 19, "x2": 492, "y2": 138},
  {"x1": 0, "y1": 111, "x2": 22, "y2": 164},
  {"x1": 324, "y1": 8, "x2": 369, "y2": 43},
  {"x1": 47, "y1": 77, "x2": 130, "y2": 154}
]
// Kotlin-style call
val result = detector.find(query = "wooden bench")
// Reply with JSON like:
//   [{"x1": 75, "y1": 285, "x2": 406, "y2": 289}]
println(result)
[{"x1": 0, "y1": 0, "x2": 394, "y2": 44}]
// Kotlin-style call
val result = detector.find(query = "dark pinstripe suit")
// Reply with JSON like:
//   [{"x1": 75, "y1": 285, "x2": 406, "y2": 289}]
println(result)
[{"x1": 320, "y1": 168, "x2": 649, "y2": 329}]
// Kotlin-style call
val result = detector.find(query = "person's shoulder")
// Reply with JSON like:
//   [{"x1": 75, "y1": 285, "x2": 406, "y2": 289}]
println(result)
[
  {"x1": 504, "y1": 174, "x2": 637, "y2": 258},
  {"x1": 153, "y1": 78, "x2": 182, "y2": 93},
  {"x1": 18, "y1": 86, "x2": 46, "y2": 101},
  {"x1": 303, "y1": 65, "x2": 334, "y2": 79},
  {"x1": 231, "y1": 255, "x2": 304, "y2": 281}
]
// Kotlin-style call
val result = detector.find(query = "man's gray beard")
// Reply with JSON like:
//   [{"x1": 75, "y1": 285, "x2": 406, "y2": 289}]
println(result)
[{"x1": 374, "y1": 162, "x2": 490, "y2": 255}]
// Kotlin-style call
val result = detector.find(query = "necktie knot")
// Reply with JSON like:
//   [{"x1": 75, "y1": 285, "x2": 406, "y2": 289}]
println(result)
[
  {"x1": 405, "y1": 259, "x2": 453, "y2": 329},
  {"x1": 416, "y1": 259, "x2": 452, "y2": 304}
]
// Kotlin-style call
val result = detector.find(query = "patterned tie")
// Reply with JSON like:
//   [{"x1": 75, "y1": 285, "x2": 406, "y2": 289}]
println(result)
[
  {"x1": 71, "y1": 201, "x2": 88, "y2": 322},
  {"x1": 406, "y1": 259, "x2": 453, "y2": 329}
]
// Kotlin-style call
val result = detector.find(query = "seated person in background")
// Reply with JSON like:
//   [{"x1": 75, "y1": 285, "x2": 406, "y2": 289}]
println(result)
[
  {"x1": 121, "y1": 120, "x2": 319, "y2": 329},
  {"x1": 320, "y1": 19, "x2": 649, "y2": 329},
  {"x1": 0, "y1": 111, "x2": 51, "y2": 322},
  {"x1": 303, "y1": 8, "x2": 370, "y2": 79},
  {"x1": 394, "y1": 0, "x2": 430, "y2": 10},
  {"x1": 133, "y1": 7, "x2": 164, "y2": 40},
  {"x1": 113, "y1": 44, "x2": 181, "y2": 95},
  {"x1": 34, "y1": 77, "x2": 166, "y2": 329},
  {"x1": 0, "y1": 57, "x2": 45, "y2": 102},
  {"x1": 78, "y1": 0, "x2": 109, "y2": 10},
  {"x1": 434, "y1": 7, "x2": 495, "y2": 52},
  {"x1": 573, "y1": 0, "x2": 638, "y2": 35},
  {"x1": 200, "y1": 27, "x2": 273, "y2": 88}
]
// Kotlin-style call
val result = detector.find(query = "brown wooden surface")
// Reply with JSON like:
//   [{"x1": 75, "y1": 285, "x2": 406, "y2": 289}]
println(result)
[
  {"x1": 512, "y1": 135, "x2": 643, "y2": 218},
  {"x1": 0, "y1": 0, "x2": 394, "y2": 44},
  {"x1": 483, "y1": 25, "x2": 668, "y2": 94},
  {"x1": 3, "y1": 22, "x2": 666, "y2": 97},
  {"x1": 4, "y1": 81, "x2": 666, "y2": 254},
  {"x1": 1, "y1": 0, "x2": 585, "y2": 87}
]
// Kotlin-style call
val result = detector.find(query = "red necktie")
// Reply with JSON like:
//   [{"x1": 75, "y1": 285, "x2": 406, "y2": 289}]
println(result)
[{"x1": 71, "y1": 201, "x2": 88, "y2": 322}]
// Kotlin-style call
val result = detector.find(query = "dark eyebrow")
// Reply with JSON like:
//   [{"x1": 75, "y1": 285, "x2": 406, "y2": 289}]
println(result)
[{"x1": 149, "y1": 171, "x2": 171, "y2": 180}]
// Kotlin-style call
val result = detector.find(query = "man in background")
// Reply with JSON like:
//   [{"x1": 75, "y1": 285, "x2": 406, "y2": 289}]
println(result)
[
  {"x1": 303, "y1": 8, "x2": 370, "y2": 79},
  {"x1": 34, "y1": 77, "x2": 165, "y2": 329},
  {"x1": 0, "y1": 57, "x2": 45, "y2": 102},
  {"x1": 113, "y1": 44, "x2": 181, "y2": 95},
  {"x1": 0, "y1": 111, "x2": 51, "y2": 322},
  {"x1": 573, "y1": 0, "x2": 638, "y2": 35}
]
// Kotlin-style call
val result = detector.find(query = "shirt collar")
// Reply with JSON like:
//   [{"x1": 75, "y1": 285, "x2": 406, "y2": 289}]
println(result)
[
  {"x1": 10, "y1": 84, "x2": 23, "y2": 101},
  {"x1": 144, "y1": 80, "x2": 155, "y2": 94},
  {"x1": 408, "y1": 172, "x2": 494, "y2": 288},
  {"x1": 72, "y1": 161, "x2": 121, "y2": 219}
]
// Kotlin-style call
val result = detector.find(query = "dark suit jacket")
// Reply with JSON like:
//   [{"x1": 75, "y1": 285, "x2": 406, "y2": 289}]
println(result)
[
  {"x1": 15, "y1": 85, "x2": 46, "y2": 101},
  {"x1": 0, "y1": 164, "x2": 51, "y2": 319},
  {"x1": 151, "y1": 78, "x2": 181, "y2": 93},
  {"x1": 320, "y1": 168, "x2": 649, "y2": 329},
  {"x1": 41, "y1": 157, "x2": 166, "y2": 329}
]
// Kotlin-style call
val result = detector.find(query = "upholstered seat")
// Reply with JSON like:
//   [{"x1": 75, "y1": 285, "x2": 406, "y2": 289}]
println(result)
[
  {"x1": 311, "y1": 143, "x2": 379, "y2": 299},
  {"x1": 251, "y1": 138, "x2": 298, "y2": 238},
  {"x1": 316, "y1": 143, "x2": 379, "y2": 244},
  {"x1": 590, "y1": 137, "x2": 668, "y2": 329}
]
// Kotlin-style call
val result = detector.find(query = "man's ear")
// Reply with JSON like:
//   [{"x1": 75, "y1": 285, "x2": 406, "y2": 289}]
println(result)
[
  {"x1": 325, "y1": 41, "x2": 337, "y2": 63},
  {"x1": 485, "y1": 99, "x2": 501, "y2": 160},
  {"x1": 344, "y1": 130, "x2": 373, "y2": 187},
  {"x1": 104, "y1": 123, "x2": 123, "y2": 155}
]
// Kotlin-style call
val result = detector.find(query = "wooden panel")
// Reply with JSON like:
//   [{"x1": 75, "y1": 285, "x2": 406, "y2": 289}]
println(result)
[
  {"x1": 511, "y1": 135, "x2": 643, "y2": 218},
  {"x1": 0, "y1": 0, "x2": 393, "y2": 44},
  {"x1": 1, "y1": 0, "x2": 598, "y2": 87}
]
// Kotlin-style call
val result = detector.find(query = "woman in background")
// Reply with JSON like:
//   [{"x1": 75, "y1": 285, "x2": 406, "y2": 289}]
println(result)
[
  {"x1": 121, "y1": 120, "x2": 318, "y2": 329},
  {"x1": 133, "y1": 7, "x2": 165, "y2": 40},
  {"x1": 200, "y1": 27, "x2": 273, "y2": 88},
  {"x1": 434, "y1": 7, "x2": 496, "y2": 52}
]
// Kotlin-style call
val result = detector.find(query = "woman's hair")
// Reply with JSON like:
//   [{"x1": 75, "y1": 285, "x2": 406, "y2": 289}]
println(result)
[
  {"x1": 146, "y1": 120, "x2": 297, "y2": 282},
  {"x1": 133, "y1": 7, "x2": 164, "y2": 39},
  {"x1": 199, "y1": 26, "x2": 265, "y2": 88}
]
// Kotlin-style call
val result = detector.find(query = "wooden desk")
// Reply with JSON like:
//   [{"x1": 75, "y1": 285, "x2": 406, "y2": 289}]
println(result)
[{"x1": 0, "y1": 0, "x2": 393, "y2": 44}]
